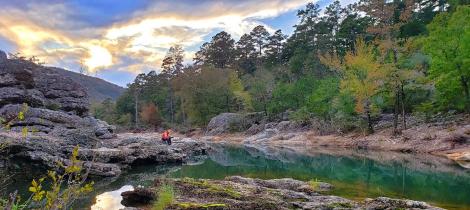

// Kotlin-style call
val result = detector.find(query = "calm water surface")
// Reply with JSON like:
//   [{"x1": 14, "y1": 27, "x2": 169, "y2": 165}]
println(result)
[{"x1": 2, "y1": 144, "x2": 470, "y2": 210}]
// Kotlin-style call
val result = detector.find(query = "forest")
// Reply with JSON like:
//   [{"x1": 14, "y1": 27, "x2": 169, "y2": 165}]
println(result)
[{"x1": 92, "y1": 0, "x2": 470, "y2": 134}]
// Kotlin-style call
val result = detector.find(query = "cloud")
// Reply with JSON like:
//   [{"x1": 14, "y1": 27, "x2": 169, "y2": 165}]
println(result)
[{"x1": 0, "y1": 0, "x2": 330, "y2": 83}]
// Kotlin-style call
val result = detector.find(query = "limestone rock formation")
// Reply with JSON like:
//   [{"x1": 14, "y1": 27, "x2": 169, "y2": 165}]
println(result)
[
  {"x1": 0, "y1": 133, "x2": 208, "y2": 177},
  {"x1": 0, "y1": 55, "x2": 114, "y2": 139}
]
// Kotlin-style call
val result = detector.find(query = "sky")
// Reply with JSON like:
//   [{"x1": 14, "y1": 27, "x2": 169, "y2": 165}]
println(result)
[{"x1": 0, "y1": 0, "x2": 351, "y2": 87}]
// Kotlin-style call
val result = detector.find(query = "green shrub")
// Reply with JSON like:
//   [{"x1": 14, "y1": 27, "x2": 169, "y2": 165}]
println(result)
[{"x1": 289, "y1": 107, "x2": 312, "y2": 124}]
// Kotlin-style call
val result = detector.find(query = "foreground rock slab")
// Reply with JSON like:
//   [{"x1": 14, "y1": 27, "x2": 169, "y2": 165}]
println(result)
[{"x1": 121, "y1": 176, "x2": 443, "y2": 210}]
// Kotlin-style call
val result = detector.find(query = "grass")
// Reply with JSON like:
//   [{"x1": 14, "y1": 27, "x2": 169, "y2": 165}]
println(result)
[{"x1": 152, "y1": 184, "x2": 175, "y2": 210}]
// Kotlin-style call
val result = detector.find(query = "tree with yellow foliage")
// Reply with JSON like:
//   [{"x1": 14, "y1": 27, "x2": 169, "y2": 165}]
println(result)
[{"x1": 320, "y1": 39, "x2": 385, "y2": 133}]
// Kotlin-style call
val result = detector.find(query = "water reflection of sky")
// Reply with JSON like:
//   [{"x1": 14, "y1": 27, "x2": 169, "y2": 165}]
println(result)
[{"x1": 91, "y1": 185, "x2": 133, "y2": 210}]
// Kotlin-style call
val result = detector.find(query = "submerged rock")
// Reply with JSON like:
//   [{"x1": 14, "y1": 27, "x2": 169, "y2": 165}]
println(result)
[{"x1": 121, "y1": 176, "x2": 443, "y2": 210}]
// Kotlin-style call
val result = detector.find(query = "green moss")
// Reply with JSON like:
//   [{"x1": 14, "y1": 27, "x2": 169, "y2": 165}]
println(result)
[
  {"x1": 181, "y1": 178, "x2": 241, "y2": 199},
  {"x1": 177, "y1": 202, "x2": 226, "y2": 209},
  {"x1": 308, "y1": 179, "x2": 321, "y2": 190}
]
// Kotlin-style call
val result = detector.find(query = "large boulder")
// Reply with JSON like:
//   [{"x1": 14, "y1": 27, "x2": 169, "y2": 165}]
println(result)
[
  {"x1": 206, "y1": 112, "x2": 265, "y2": 135},
  {"x1": 206, "y1": 113, "x2": 244, "y2": 135}
]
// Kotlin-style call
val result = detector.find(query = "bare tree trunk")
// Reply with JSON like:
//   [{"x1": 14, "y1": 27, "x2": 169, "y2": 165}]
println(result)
[
  {"x1": 460, "y1": 75, "x2": 470, "y2": 112},
  {"x1": 134, "y1": 92, "x2": 139, "y2": 128},
  {"x1": 401, "y1": 83, "x2": 406, "y2": 129},
  {"x1": 392, "y1": 47, "x2": 400, "y2": 135},
  {"x1": 365, "y1": 100, "x2": 374, "y2": 134},
  {"x1": 181, "y1": 98, "x2": 186, "y2": 125},
  {"x1": 393, "y1": 87, "x2": 400, "y2": 135},
  {"x1": 226, "y1": 95, "x2": 230, "y2": 113},
  {"x1": 169, "y1": 86, "x2": 174, "y2": 124}
]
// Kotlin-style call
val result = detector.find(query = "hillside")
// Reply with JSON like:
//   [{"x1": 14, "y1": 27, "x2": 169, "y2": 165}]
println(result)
[{"x1": 51, "y1": 67, "x2": 125, "y2": 102}]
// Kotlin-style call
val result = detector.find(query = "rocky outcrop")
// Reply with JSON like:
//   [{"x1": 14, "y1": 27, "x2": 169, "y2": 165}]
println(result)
[
  {"x1": 0, "y1": 55, "x2": 115, "y2": 139},
  {"x1": 0, "y1": 133, "x2": 207, "y2": 177},
  {"x1": 0, "y1": 51, "x2": 7, "y2": 62},
  {"x1": 121, "y1": 176, "x2": 443, "y2": 210},
  {"x1": 206, "y1": 112, "x2": 265, "y2": 135}
]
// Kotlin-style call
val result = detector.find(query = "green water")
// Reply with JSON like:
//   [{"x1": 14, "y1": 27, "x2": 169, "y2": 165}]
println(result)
[
  {"x1": 2, "y1": 144, "x2": 470, "y2": 209},
  {"x1": 165, "y1": 145, "x2": 470, "y2": 210}
]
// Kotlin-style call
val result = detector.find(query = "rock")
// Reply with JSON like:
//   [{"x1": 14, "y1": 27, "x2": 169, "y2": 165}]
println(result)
[
  {"x1": 121, "y1": 188, "x2": 155, "y2": 207},
  {"x1": 0, "y1": 50, "x2": 6, "y2": 61},
  {"x1": 0, "y1": 57, "x2": 115, "y2": 139},
  {"x1": 0, "y1": 104, "x2": 115, "y2": 140},
  {"x1": 0, "y1": 133, "x2": 208, "y2": 177},
  {"x1": 245, "y1": 123, "x2": 264, "y2": 135},
  {"x1": 206, "y1": 113, "x2": 244, "y2": 135},
  {"x1": 121, "y1": 176, "x2": 442, "y2": 210},
  {"x1": 243, "y1": 128, "x2": 278, "y2": 144},
  {"x1": 364, "y1": 197, "x2": 443, "y2": 210},
  {"x1": 273, "y1": 121, "x2": 305, "y2": 132},
  {"x1": 206, "y1": 112, "x2": 265, "y2": 135},
  {"x1": 226, "y1": 176, "x2": 332, "y2": 192}
]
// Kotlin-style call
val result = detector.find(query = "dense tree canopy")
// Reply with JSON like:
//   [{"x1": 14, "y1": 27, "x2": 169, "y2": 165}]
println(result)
[{"x1": 105, "y1": 1, "x2": 469, "y2": 133}]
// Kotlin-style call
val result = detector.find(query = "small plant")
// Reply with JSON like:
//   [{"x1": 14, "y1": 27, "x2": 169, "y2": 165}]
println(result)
[
  {"x1": 152, "y1": 184, "x2": 175, "y2": 210},
  {"x1": 28, "y1": 146, "x2": 94, "y2": 210}
]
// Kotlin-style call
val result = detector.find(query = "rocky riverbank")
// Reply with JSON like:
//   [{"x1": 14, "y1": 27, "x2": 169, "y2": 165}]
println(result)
[
  {"x1": 199, "y1": 112, "x2": 470, "y2": 168},
  {"x1": 120, "y1": 176, "x2": 443, "y2": 210},
  {"x1": 0, "y1": 56, "x2": 207, "y2": 177}
]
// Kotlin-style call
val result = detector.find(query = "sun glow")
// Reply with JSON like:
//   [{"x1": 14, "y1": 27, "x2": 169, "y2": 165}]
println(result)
[{"x1": 84, "y1": 45, "x2": 113, "y2": 72}]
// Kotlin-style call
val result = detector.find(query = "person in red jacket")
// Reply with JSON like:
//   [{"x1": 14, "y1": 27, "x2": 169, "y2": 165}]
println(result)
[{"x1": 161, "y1": 130, "x2": 172, "y2": 145}]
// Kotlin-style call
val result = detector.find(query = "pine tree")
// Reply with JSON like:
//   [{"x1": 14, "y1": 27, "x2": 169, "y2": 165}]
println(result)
[
  {"x1": 250, "y1": 25, "x2": 270, "y2": 57},
  {"x1": 265, "y1": 30, "x2": 286, "y2": 64}
]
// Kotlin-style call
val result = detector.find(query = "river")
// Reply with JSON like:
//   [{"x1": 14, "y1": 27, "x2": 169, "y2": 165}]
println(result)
[{"x1": 1, "y1": 143, "x2": 470, "y2": 210}]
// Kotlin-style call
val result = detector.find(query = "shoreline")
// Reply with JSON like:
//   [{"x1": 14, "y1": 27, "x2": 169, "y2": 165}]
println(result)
[{"x1": 193, "y1": 114, "x2": 470, "y2": 168}]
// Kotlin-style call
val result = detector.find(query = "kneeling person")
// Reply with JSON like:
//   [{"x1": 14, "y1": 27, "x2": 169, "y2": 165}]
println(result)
[{"x1": 161, "y1": 130, "x2": 172, "y2": 145}]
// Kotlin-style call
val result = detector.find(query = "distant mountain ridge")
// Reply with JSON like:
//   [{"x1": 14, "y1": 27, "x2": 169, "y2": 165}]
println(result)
[{"x1": 51, "y1": 67, "x2": 125, "y2": 102}]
